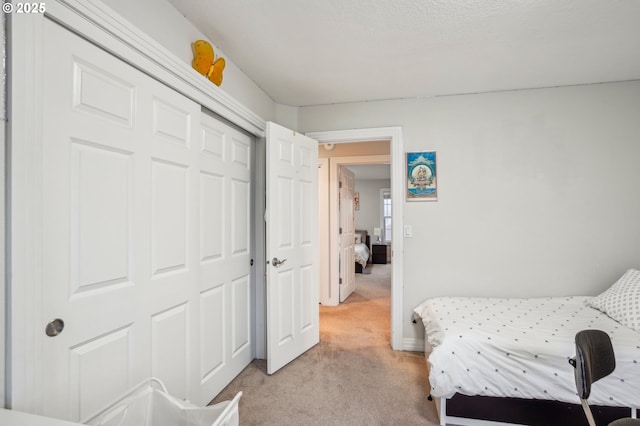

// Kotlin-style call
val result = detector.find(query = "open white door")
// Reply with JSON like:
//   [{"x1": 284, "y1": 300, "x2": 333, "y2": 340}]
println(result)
[
  {"x1": 266, "y1": 122, "x2": 319, "y2": 375},
  {"x1": 338, "y1": 166, "x2": 356, "y2": 302}
]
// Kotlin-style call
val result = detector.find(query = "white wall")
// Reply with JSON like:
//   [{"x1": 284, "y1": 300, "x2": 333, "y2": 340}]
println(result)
[
  {"x1": 353, "y1": 179, "x2": 390, "y2": 237},
  {"x1": 275, "y1": 103, "x2": 299, "y2": 131},
  {"x1": 102, "y1": 0, "x2": 277, "y2": 122},
  {"x1": 298, "y1": 81, "x2": 640, "y2": 342}
]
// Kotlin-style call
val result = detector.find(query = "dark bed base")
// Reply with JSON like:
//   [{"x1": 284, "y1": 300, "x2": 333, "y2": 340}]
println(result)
[{"x1": 444, "y1": 393, "x2": 632, "y2": 425}]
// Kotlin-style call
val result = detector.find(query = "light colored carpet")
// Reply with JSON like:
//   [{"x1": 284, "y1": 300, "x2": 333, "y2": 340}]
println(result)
[{"x1": 210, "y1": 264, "x2": 440, "y2": 425}]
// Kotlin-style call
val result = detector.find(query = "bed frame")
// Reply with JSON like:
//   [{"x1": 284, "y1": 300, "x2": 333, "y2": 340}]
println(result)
[
  {"x1": 433, "y1": 394, "x2": 637, "y2": 426},
  {"x1": 412, "y1": 302, "x2": 640, "y2": 426}
]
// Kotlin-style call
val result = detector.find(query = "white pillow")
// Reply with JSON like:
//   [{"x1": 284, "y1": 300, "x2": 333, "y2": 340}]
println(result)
[
  {"x1": 587, "y1": 268, "x2": 640, "y2": 332},
  {"x1": 355, "y1": 234, "x2": 362, "y2": 244}
]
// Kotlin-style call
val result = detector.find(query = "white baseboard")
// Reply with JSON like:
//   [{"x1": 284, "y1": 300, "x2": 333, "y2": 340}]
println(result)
[{"x1": 402, "y1": 337, "x2": 424, "y2": 352}]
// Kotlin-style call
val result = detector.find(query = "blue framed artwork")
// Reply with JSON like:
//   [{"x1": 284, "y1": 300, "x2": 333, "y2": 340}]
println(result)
[{"x1": 406, "y1": 151, "x2": 437, "y2": 201}]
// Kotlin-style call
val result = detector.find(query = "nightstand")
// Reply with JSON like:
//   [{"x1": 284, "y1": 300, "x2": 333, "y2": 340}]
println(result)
[{"x1": 371, "y1": 244, "x2": 388, "y2": 264}]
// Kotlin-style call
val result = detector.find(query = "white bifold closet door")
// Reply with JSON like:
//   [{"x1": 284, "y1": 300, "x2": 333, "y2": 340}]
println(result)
[{"x1": 39, "y1": 19, "x2": 252, "y2": 422}]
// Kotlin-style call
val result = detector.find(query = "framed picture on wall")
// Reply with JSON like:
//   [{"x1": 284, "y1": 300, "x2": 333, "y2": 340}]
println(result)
[{"x1": 406, "y1": 151, "x2": 437, "y2": 201}]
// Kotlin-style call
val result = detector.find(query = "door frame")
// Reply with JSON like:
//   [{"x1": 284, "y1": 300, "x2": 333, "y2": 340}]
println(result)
[
  {"x1": 306, "y1": 128, "x2": 404, "y2": 350},
  {"x1": 317, "y1": 158, "x2": 330, "y2": 311},
  {"x1": 7, "y1": 0, "x2": 268, "y2": 412},
  {"x1": 323, "y1": 155, "x2": 390, "y2": 306}
]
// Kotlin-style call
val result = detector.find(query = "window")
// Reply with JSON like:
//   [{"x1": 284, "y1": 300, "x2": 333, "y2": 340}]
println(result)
[{"x1": 381, "y1": 189, "x2": 391, "y2": 243}]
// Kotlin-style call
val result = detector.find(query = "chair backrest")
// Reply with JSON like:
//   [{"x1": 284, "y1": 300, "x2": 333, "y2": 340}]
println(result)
[{"x1": 570, "y1": 329, "x2": 616, "y2": 399}]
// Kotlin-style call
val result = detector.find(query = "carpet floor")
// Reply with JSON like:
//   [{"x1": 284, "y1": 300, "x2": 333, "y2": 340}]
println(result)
[{"x1": 210, "y1": 264, "x2": 440, "y2": 425}]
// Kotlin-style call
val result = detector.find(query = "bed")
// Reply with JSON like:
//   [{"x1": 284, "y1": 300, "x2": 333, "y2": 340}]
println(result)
[
  {"x1": 354, "y1": 230, "x2": 370, "y2": 273},
  {"x1": 413, "y1": 269, "x2": 640, "y2": 426}
]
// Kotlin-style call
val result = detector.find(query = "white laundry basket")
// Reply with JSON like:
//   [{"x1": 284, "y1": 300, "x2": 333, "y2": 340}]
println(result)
[{"x1": 85, "y1": 378, "x2": 241, "y2": 426}]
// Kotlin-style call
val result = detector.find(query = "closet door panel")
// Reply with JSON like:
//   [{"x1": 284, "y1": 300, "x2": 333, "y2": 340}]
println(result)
[
  {"x1": 38, "y1": 19, "x2": 253, "y2": 420},
  {"x1": 197, "y1": 113, "x2": 253, "y2": 403}
]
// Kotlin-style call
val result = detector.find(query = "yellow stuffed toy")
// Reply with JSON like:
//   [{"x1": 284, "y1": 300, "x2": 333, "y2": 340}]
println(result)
[{"x1": 192, "y1": 40, "x2": 225, "y2": 87}]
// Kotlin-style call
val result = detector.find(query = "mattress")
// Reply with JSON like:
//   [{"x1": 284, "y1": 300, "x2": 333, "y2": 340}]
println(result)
[{"x1": 413, "y1": 296, "x2": 640, "y2": 408}]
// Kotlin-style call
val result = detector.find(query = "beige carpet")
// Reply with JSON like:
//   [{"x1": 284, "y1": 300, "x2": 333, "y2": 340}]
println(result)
[{"x1": 210, "y1": 264, "x2": 440, "y2": 425}]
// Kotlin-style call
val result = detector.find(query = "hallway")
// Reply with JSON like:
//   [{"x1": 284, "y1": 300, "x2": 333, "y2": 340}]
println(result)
[{"x1": 210, "y1": 264, "x2": 438, "y2": 425}]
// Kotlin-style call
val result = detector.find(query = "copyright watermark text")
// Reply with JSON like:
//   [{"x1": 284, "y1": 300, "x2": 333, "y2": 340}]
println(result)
[{"x1": 3, "y1": 2, "x2": 46, "y2": 13}]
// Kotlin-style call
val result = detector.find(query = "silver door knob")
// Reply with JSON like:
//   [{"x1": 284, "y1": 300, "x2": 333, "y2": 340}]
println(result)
[
  {"x1": 45, "y1": 318, "x2": 65, "y2": 337},
  {"x1": 272, "y1": 257, "x2": 287, "y2": 267}
]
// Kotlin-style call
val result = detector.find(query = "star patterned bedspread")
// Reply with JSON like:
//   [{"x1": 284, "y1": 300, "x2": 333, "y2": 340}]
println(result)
[{"x1": 413, "y1": 296, "x2": 640, "y2": 408}]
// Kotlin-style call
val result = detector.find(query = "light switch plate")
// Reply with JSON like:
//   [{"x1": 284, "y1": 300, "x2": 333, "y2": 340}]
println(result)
[{"x1": 404, "y1": 225, "x2": 413, "y2": 237}]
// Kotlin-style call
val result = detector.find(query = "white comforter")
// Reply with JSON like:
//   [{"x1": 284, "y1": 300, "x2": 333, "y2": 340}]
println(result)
[
  {"x1": 354, "y1": 243, "x2": 369, "y2": 268},
  {"x1": 413, "y1": 296, "x2": 640, "y2": 408}
]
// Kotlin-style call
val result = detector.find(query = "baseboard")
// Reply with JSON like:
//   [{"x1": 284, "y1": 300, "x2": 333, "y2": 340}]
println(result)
[{"x1": 402, "y1": 337, "x2": 424, "y2": 352}]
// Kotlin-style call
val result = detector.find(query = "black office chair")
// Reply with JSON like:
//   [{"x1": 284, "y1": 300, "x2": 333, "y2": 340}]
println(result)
[{"x1": 569, "y1": 329, "x2": 640, "y2": 426}]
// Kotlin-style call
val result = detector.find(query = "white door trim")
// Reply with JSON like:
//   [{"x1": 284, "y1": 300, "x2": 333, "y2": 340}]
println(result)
[
  {"x1": 306, "y1": 127, "x2": 404, "y2": 351},
  {"x1": 317, "y1": 159, "x2": 330, "y2": 309},
  {"x1": 8, "y1": 12, "x2": 47, "y2": 411},
  {"x1": 8, "y1": 0, "x2": 267, "y2": 412}
]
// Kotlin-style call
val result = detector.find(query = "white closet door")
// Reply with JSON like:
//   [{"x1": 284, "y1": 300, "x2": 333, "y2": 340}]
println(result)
[
  {"x1": 36, "y1": 19, "x2": 252, "y2": 421},
  {"x1": 197, "y1": 112, "x2": 253, "y2": 402}
]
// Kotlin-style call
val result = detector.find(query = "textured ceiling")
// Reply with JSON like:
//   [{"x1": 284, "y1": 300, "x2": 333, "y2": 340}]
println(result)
[{"x1": 169, "y1": 0, "x2": 640, "y2": 107}]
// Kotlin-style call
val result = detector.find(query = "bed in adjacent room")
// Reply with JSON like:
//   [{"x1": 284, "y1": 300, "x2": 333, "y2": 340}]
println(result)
[
  {"x1": 413, "y1": 269, "x2": 640, "y2": 426},
  {"x1": 354, "y1": 230, "x2": 370, "y2": 273}
]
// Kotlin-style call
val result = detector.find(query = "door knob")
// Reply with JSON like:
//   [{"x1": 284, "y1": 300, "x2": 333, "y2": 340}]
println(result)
[
  {"x1": 45, "y1": 318, "x2": 65, "y2": 337},
  {"x1": 271, "y1": 257, "x2": 287, "y2": 267}
]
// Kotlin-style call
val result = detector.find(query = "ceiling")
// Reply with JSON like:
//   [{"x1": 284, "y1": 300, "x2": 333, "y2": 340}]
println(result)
[
  {"x1": 169, "y1": 0, "x2": 640, "y2": 107},
  {"x1": 345, "y1": 164, "x2": 390, "y2": 181}
]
